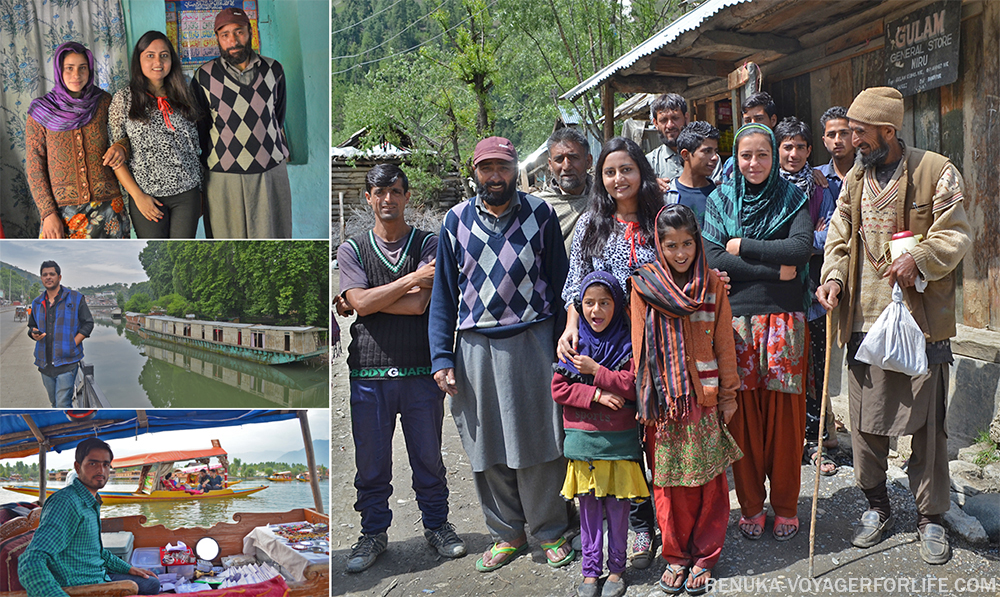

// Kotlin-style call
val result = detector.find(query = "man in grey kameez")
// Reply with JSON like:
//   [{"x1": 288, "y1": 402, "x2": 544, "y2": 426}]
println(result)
[
  {"x1": 191, "y1": 7, "x2": 292, "y2": 239},
  {"x1": 429, "y1": 137, "x2": 573, "y2": 572},
  {"x1": 645, "y1": 93, "x2": 688, "y2": 194}
]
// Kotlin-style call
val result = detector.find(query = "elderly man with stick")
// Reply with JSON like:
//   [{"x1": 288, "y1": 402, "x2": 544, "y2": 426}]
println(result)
[{"x1": 816, "y1": 87, "x2": 971, "y2": 565}]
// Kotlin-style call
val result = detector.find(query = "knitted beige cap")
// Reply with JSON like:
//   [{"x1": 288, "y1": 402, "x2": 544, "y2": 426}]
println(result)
[{"x1": 847, "y1": 87, "x2": 904, "y2": 130}]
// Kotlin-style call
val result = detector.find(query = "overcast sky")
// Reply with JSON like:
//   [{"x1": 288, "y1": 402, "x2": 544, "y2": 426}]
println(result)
[
  {"x1": 0, "y1": 240, "x2": 149, "y2": 287},
  {"x1": 8, "y1": 410, "x2": 330, "y2": 469}
]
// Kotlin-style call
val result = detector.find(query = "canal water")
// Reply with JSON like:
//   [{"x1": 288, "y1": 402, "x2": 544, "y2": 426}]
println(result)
[
  {"x1": 0, "y1": 480, "x2": 330, "y2": 529},
  {"x1": 82, "y1": 317, "x2": 329, "y2": 408}
]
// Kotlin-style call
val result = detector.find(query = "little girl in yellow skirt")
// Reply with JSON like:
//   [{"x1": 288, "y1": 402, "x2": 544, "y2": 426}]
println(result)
[{"x1": 552, "y1": 271, "x2": 649, "y2": 597}]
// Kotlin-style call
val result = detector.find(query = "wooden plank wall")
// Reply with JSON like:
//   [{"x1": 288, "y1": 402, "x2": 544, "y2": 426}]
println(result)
[
  {"x1": 961, "y1": 1, "x2": 1000, "y2": 329},
  {"x1": 771, "y1": 3, "x2": 997, "y2": 329}
]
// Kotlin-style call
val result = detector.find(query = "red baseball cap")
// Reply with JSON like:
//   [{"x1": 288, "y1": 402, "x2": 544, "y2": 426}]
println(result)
[
  {"x1": 473, "y1": 137, "x2": 517, "y2": 166},
  {"x1": 215, "y1": 7, "x2": 251, "y2": 32}
]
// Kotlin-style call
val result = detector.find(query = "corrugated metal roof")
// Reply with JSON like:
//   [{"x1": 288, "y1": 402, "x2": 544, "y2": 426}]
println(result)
[{"x1": 561, "y1": 0, "x2": 751, "y2": 101}]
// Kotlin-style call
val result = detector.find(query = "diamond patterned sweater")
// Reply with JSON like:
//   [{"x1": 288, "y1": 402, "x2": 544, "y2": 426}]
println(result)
[
  {"x1": 429, "y1": 192, "x2": 568, "y2": 372},
  {"x1": 191, "y1": 55, "x2": 288, "y2": 174}
]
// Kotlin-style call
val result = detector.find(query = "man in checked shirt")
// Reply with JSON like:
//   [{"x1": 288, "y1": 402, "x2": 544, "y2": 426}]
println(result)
[{"x1": 18, "y1": 438, "x2": 160, "y2": 596}]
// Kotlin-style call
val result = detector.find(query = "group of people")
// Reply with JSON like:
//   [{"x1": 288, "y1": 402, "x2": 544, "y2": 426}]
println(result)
[
  {"x1": 339, "y1": 85, "x2": 970, "y2": 596},
  {"x1": 23, "y1": 7, "x2": 291, "y2": 240}
]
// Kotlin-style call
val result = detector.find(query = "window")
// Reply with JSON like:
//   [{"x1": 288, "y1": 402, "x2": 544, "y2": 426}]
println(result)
[
  {"x1": 237, "y1": 331, "x2": 242, "y2": 346},
  {"x1": 183, "y1": 324, "x2": 191, "y2": 337},
  {"x1": 252, "y1": 332, "x2": 265, "y2": 348},
  {"x1": 284, "y1": 334, "x2": 291, "y2": 352},
  {"x1": 213, "y1": 328, "x2": 223, "y2": 342}
]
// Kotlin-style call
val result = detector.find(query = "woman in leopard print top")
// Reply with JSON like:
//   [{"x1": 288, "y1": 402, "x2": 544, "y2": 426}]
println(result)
[{"x1": 109, "y1": 31, "x2": 202, "y2": 238}]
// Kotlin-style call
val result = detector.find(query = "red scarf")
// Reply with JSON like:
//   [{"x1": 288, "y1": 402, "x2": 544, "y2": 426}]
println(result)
[{"x1": 149, "y1": 94, "x2": 175, "y2": 131}]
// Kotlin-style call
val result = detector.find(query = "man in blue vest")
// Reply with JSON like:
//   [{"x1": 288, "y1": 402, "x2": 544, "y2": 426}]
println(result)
[
  {"x1": 27, "y1": 261, "x2": 93, "y2": 408},
  {"x1": 338, "y1": 164, "x2": 466, "y2": 573}
]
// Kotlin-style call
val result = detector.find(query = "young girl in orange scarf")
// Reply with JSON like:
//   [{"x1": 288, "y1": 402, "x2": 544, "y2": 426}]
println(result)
[{"x1": 630, "y1": 204, "x2": 742, "y2": 595}]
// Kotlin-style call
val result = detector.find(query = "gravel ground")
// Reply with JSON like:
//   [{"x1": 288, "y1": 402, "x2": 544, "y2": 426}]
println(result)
[{"x1": 329, "y1": 275, "x2": 999, "y2": 597}]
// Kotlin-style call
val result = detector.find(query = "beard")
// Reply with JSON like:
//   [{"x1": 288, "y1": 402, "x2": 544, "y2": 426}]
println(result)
[
  {"x1": 658, "y1": 131, "x2": 678, "y2": 149},
  {"x1": 860, "y1": 134, "x2": 891, "y2": 169},
  {"x1": 220, "y1": 43, "x2": 250, "y2": 66},
  {"x1": 477, "y1": 178, "x2": 517, "y2": 206}
]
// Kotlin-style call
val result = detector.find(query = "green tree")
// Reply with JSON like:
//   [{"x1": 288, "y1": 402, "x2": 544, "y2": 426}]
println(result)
[
  {"x1": 139, "y1": 242, "x2": 175, "y2": 299},
  {"x1": 430, "y1": 0, "x2": 502, "y2": 137},
  {"x1": 116, "y1": 291, "x2": 125, "y2": 309},
  {"x1": 157, "y1": 293, "x2": 193, "y2": 317},
  {"x1": 28, "y1": 282, "x2": 41, "y2": 300},
  {"x1": 124, "y1": 293, "x2": 152, "y2": 313}
]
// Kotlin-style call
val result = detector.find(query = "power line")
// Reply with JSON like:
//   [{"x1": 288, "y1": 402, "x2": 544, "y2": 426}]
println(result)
[
  {"x1": 331, "y1": 0, "x2": 447, "y2": 61},
  {"x1": 331, "y1": 0, "x2": 408, "y2": 35},
  {"x1": 332, "y1": 0, "x2": 496, "y2": 76}
]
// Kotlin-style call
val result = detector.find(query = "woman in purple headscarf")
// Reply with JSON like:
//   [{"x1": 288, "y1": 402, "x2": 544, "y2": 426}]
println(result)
[{"x1": 26, "y1": 41, "x2": 130, "y2": 238}]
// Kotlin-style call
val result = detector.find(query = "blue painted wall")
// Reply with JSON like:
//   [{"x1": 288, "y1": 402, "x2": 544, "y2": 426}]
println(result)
[{"x1": 121, "y1": 0, "x2": 329, "y2": 239}]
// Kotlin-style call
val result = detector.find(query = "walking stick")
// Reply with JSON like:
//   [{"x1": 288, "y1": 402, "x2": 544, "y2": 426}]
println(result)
[{"x1": 808, "y1": 310, "x2": 834, "y2": 578}]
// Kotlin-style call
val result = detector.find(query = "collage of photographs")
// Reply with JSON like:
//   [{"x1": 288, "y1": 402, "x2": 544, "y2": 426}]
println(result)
[{"x1": 2, "y1": 1, "x2": 1000, "y2": 597}]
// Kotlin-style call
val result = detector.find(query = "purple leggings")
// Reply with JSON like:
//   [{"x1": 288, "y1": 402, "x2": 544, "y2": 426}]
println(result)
[{"x1": 578, "y1": 494, "x2": 630, "y2": 578}]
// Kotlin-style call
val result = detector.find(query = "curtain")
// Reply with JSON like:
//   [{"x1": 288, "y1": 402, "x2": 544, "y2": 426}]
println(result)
[{"x1": 0, "y1": 0, "x2": 129, "y2": 239}]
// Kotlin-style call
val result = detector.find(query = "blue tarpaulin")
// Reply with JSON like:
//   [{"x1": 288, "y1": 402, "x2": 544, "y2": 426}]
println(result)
[{"x1": 0, "y1": 410, "x2": 301, "y2": 459}]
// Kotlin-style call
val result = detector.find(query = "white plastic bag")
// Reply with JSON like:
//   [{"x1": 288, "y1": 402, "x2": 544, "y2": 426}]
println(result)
[{"x1": 855, "y1": 284, "x2": 928, "y2": 376}]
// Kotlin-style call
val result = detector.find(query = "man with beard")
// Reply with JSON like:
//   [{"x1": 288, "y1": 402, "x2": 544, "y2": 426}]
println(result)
[
  {"x1": 645, "y1": 93, "x2": 688, "y2": 193},
  {"x1": 534, "y1": 127, "x2": 593, "y2": 255},
  {"x1": 429, "y1": 137, "x2": 573, "y2": 572},
  {"x1": 18, "y1": 438, "x2": 160, "y2": 596},
  {"x1": 191, "y1": 7, "x2": 291, "y2": 238},
  {"x1": 817, "y1": 87, "x2": 971, "y2": 565},
  {"x1": 27, "y1": 260, "x2": 93, "y2": 408}
]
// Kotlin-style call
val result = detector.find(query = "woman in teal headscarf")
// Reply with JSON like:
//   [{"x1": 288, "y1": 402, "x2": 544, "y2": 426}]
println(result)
[{"x1": 703, "y1": 123, "x2": 813, "y2": 543}]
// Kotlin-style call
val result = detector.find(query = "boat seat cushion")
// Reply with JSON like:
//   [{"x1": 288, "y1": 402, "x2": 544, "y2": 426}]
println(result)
[{"x1": 0, "y1": 529, "x2": 34, "y2": 592}]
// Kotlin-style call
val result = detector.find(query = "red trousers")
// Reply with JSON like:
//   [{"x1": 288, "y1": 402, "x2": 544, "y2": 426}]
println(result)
[
  {"x1": 651, "y1": 473, "x2": 730, "y2": 570},
  {"x1": 728, "y1": 388, "x2": 806, "y2": 518}
]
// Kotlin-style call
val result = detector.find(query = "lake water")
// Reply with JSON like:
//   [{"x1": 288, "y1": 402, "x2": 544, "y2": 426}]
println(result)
[
  {"x1": 82, "y1": 317, "x2": 329, "y2": 408},
  {"x1": 0, "y1": 480, "x2": 330, "y2": 529}
]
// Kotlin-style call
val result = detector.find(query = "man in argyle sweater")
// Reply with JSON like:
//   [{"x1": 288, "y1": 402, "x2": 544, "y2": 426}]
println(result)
[
  {"x1": 191, "y1": 7, "x2": 292, "y2": 239},
  {"x1": 429, "y1": 137, "x2": 574, "y2": 571}
]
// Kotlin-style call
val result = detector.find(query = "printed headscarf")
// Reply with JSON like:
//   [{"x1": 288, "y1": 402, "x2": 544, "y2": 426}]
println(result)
[
  {"x1": 630, "y1": 206, "x2": 709, "y2": 422},
  {"x1": 27, "y1": 42, "x2": 104, "y2": 132},
  {"x1": 702, "y1": 123, "x2": 808, "y2": 245}
]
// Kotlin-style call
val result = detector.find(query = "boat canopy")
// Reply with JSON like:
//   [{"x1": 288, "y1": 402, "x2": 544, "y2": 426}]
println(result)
[
  {"x1": 179, "y1": 462, "x2": 225, "y2": 474},
  {"x1": 0, "y1": 410, "x2": 299, "y2": 460},
  {"x1": 113, "y1": 445, "x2": 228, "y2": 468}
]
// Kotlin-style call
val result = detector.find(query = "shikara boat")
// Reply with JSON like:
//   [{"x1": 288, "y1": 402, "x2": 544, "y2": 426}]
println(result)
[
  {"x1": 266, "y1": 470, "x2": 295, "y2": 482},
  {"x1": 2, "y1": 442, "x2": 266, "y2": 504}
]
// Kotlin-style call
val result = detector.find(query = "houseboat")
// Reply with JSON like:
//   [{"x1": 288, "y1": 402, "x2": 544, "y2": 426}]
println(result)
[
  {"x1": 124, "y1": 311, "x2": 144, "y2": 332},
  {"x1": 139, "y1": 315, "x2": 327, "y2": 365}
]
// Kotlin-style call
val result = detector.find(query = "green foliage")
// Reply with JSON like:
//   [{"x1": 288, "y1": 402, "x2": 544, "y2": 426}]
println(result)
[
  {"x1": 157, "y1": 293, "x2": 193, "y2": 318},
  {"x1": 332, "y1": 0, "x2": 687, "y2": 201},
  {"x1": 135, "y1": 241, "x2": 328, "y2": 326},
  {"x1": 972, "y1": 429, "x2": 1000, "y2": 467},
  {"x1": 124, "y1": 292, "x2": 152, "y2": 313},
  {"x1": 0, "y1": 264, "x2": 40, "y2": 302},
  {"x1": 116, "y1": 291, "x2": 125, "y2": 309}
]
